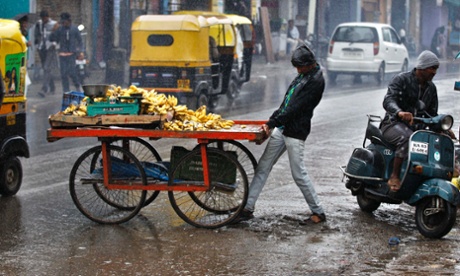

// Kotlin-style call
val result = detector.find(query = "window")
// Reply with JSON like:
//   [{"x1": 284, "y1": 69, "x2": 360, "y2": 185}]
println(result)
[
  {"x1": 382, "y1": 28, "x2": 391, "y2": 42},
  {"x1": 147, "y1": 35, "x2": 173, "y2": 46},
  {"x1": 333, "y1": 27, "x2": 377, "y2": 43}
]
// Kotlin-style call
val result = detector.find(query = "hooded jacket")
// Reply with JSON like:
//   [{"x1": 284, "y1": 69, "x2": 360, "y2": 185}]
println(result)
[
  {"x1": 266, "y1": 65, "x2": 325, "y2": 140},
  {"x1": 382, "y1": 69, "x2": 438, "y2": 129}
]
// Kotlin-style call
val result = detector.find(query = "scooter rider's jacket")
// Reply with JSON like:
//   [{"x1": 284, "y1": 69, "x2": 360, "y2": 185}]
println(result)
[
  {"x1": 266, "y1": 65, "x2": 325, "y2": 141},
  {"x1": 381, "y1": 69, "x2": 438, "y2": 131}
]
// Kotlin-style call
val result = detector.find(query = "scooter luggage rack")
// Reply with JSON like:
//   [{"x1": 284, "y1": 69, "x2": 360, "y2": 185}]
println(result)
[{"x1": 339, "y1": 165, "x2": 384, "y2": 182}]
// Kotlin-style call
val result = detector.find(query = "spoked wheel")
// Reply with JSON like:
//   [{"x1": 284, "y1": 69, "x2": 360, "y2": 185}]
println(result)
[
  {"x1": 0, "y1": 156, "x2": 22, "y2": 196},
  {"x1": 415, "y1": 196, "x2": 456, "y2": 239},
  {"x1": 110, "y1": 138, "x2": 161, "y2": 206},
  {"x1": 357, "y1": 192, "x2": 381, "y2": 212},
  {"x1": 199, "y1": 140, "x2": 257, "y2": 183},
  {"x1": 168, "y1": 148, "x2": 248, "y2": 228},
  {"x1": 69, "y1": 145, "x2": 147, "y2": 224},
  {"x1": 191, "y1": 140, "x2": 256, "y2": 213}
]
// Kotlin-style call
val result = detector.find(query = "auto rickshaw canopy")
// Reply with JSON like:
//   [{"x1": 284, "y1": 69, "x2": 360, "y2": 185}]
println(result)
[{"x1": 130, "y1": 14, "x2": 235, "y2": 66}]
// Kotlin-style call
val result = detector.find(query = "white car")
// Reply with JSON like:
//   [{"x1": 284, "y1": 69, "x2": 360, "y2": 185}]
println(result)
[{"x1": 326, "y1": 22, "x2": 409, "y2": 85}]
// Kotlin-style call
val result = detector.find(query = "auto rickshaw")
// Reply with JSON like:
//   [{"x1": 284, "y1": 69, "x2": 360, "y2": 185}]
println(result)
[
  {"x1": 173, "y1": 11, "x2": 254, "y2": 99},
  {"x1": 0, "y1": 19, "x2": 29, "y2": 196},
  {"x1": 129, "y1": 14, "x2": 240, "y2": 109},
  {"x1": 225, "y1": 14, "x2": 254, "y2": 87}
]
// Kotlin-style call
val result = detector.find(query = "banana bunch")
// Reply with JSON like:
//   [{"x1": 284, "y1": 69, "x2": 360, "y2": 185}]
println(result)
[
  {"x1": 62, "y1": 103, "x2": 87, "y2": 116},
  {"x1": 164, "y1": 105, "x2": 234, "y2": 131},
  {"x1": 141, "y1": 92, "x2": 178, "y2": 115}
]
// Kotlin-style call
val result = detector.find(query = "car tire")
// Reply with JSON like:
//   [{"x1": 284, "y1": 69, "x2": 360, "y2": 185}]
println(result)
[
  {"x1": 375, "y1": 63, "x2": 385, "y2": 85},
  {"x1": 401, "y1": 59, "x2": 408, "y2": 73},
  {"x1": 327, "y1": 71, "x2": 337, "y2": 84}
]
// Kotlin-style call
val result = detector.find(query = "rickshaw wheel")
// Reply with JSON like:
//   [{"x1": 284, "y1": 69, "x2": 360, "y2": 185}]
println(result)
[
  {"x1": 197, "y1": 93, "x2": 209, "y2": 109},
  {"x1": 191, "y1": 140, "x2": 257, "y2": 213},
  {"x1": 69, "y1": 145, "x2": 147, "y2": 224},
  {"x1": 0, "y1": 156, "x2": 22, "y2": 196},
  {"x1": 110, "y1": 138, "x2": 162, "y2": 207},
  {"x1": 168, "y1": 148, "x2": 248, "y2": 229},
  {"x1": 226, "y1": 79, "x2": 239, "y2": 100},
  {"x1": 208, "y1": 96, "x2": 219, "y2": 109}
]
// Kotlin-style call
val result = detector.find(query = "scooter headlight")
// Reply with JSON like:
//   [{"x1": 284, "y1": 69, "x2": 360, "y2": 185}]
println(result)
[{"x1": 440, "y1": 115, "x2": 454, "y2": 131}]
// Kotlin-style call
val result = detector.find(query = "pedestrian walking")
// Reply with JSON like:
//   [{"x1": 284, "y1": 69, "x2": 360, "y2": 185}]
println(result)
[
  {"x1": 232, "y1": 44, "x2": 327, "y2": 224},
  {"x1": 35, "y1": 11, "x2": 58, "y2": 96},
  {"x1": 49, "y1": 12, "x2": 83, "y2": 92},
  {"x1": 431, "y1": 26, "x2": 446, "y2": 59}
]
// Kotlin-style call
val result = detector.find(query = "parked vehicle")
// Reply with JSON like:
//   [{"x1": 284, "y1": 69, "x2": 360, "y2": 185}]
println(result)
[
  {"x1": 340, "y1": 111, "x2": 459, "y2": 239},
  {"x1": 129, "y1": 14, "x2": 249, "y2": 109},
  {"x1": 326, "y1": 22, "x2": 409, "y2": 85},
  {"x1": 0, "y1": 19, "x2": 30, "y2": 196}
]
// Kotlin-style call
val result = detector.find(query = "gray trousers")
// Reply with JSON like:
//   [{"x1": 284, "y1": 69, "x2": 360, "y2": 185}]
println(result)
[{"x1": 381, "y1": 121, "x2": 413, "y2": 159}]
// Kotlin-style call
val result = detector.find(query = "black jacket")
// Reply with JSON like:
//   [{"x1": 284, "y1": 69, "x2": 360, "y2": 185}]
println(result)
[
  {"x1": 49, "y1": 25, "x2": 82, "y2": 54},
  {"x1": 266, "y1": 66, "x2": 325, "y2": 140},
  {"x1": 382, "y1": 69, "x2": 438, "y2": 129}
]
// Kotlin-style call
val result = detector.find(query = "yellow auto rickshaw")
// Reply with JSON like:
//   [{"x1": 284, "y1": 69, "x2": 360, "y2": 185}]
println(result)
[
  {"x1": 129, "y1": 14, "x2": 240, "y2": 109},
  {"x1": 174, "y1": 11, "x2": 254, "y2": 99},
  {"x1": 0, "y1": 19, "x2": 29, "y2": 196},
  {"x1": 226, "y1": 14, "x2": 254, "y2": 86}
]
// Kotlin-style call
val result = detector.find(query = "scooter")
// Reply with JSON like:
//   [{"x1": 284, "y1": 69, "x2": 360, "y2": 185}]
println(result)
[{"x1": 340, "y1": 111, "x2": 459, "y2": 239}]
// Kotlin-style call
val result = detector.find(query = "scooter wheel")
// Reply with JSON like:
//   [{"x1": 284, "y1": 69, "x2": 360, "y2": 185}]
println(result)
[
  {"x1": 415, "y1": 196, "x2": 456, "y2": 239},
  {"x1": 357, "y1": 192, "x2": 380, "y2": 212}
]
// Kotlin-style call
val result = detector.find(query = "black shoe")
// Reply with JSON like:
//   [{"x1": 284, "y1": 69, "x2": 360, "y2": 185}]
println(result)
[
  {"x1": 38, "y1": 92, "x2": 46, "y2": 98},
  {"x1": 299, "y1": 213, "x2": 326, "y2": 225},
  {"x1": 231, "y1": 209, "x2": 254, "y2": 224}
]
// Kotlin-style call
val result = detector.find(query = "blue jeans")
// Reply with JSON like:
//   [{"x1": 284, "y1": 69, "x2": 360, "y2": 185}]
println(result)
[{"x1": 245, "y1": 128, "x2": 324, "y2": 214}]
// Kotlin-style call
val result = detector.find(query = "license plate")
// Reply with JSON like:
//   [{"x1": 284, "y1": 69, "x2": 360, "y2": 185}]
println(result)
[
  {"x1": 342, "y1": 51, "x2": 363, "y2": 58},
  {"x1": 177, "y1": 79, "x2": 190, "y2": 88},
  {"x1": 410, "y1": 141, "x2": 428, "y2": 155}
]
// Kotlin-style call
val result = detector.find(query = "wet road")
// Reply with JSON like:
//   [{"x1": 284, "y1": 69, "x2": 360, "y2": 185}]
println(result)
[{"x1": 2, "y1": 58, "x2": 460, "y2": 275}]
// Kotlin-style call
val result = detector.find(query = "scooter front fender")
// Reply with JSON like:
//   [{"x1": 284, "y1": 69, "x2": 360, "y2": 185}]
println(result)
[{"x1": 406, "y1": 178, "x2": 460, "y2": 206}]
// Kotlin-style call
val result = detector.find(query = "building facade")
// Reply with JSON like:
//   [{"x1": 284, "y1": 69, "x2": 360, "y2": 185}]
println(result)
[{"x1": 28, "y1": 0, "x2": 460, "y2": 68}]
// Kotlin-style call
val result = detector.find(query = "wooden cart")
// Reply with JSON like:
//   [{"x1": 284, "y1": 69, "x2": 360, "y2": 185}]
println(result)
[{"x1": 47, "y1": 119, "x2": 266, "y2": 228}]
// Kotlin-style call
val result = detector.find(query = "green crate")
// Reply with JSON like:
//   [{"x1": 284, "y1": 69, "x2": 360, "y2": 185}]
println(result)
[
  {"x1": 86, "y1": 101, "x2": 139, "y2": 116},
  {"x1": 170, "y1": 146, "x2": 237, "y2": 184}
]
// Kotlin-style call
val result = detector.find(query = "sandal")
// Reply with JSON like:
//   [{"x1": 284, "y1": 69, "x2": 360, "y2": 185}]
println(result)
[
  {"x1": 388, "y1": 178, "x2": 401, "y2": 192},
  {"x1": 300, "y1": 213, "x2": 326, "y2": 225}
]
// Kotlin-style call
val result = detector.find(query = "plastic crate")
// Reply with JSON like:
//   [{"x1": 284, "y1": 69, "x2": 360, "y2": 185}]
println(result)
[
  {"x1": 61, "y1": 91, "x2": 85, "y2": 111},
  {"x1": 170, "y1": 146, "x2": 237, "y2": 184},
  {"x1": 86, "y1": 101, "x2": 139, "y2": 116}
]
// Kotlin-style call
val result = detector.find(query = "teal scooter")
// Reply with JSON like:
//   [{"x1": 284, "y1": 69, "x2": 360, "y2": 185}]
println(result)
[{"x1": 341, "y1": 111, "x2": 459, "y2": 239}]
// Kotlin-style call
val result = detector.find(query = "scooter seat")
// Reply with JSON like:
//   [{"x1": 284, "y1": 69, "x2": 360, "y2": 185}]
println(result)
[{"x1": 365, "y1": 123, "x2": 395, "y2": 150}]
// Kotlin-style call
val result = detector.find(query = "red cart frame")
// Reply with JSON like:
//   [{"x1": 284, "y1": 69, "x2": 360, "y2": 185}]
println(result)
[{"x1": 47, "y1": 120, "x2": 266, "y2": 228}]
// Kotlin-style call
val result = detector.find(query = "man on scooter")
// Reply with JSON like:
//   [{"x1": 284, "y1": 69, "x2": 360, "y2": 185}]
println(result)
[{"x1": 380, "y1": 50, "x2": 456, "y2": 192}]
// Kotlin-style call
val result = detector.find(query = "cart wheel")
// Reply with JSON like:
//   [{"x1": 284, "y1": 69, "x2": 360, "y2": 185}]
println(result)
[
  {"x1": 168, "y1": 148, "x2": 248, "y2": 228},
  {"x1": 203, "y1": 140, "x2": 257, "y2": 183},
  {"x1": 69, "y1": 145, "x2": 147, "y2": 224},
  {"x1": 110, "y1": 138, "x2": 161, "y2": 206},
  {"x1": 0, "y1": 156, "x2": 22, "y2": 196},
  {"x1": 191, "y1": 140, "x2": 256, "y2": 212}
]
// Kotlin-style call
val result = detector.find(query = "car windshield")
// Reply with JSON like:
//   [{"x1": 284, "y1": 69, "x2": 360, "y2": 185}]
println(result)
[{"x1": 332, "y1": 26, "x2": 378, "y2": 43}]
